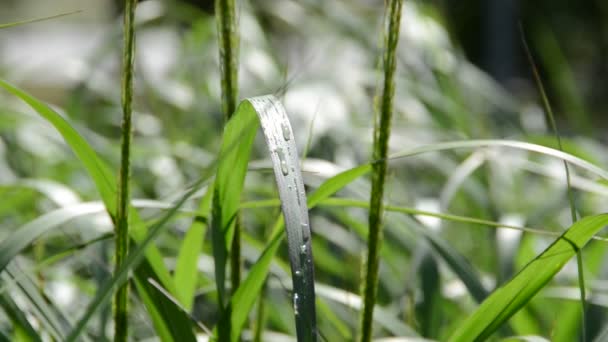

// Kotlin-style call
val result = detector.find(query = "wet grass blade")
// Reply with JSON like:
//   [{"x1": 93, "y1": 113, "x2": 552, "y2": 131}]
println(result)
[
  {"x1": 448, "y1": 214, "x2": 608, "y2": 341},
  {"x1": 213, "y1": 96, "x2": 316, "y2": 341},
  {"x1": 213, "y1": 110, "x2": 379, "y2": 341}
]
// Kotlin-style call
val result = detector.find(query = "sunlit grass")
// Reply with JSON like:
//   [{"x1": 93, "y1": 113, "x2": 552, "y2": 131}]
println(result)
[{"x1": 0, "y1": 2, "x2": 607, "y2": 342}]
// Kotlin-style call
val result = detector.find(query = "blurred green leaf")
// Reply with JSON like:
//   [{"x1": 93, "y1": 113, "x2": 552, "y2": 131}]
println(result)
[{"x1": 449, "y1": 214, "x2": 608, "y2": 341}]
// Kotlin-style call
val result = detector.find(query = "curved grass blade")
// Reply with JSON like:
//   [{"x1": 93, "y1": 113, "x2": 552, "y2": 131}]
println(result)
[
  {"x1": 0, "y1": 203, "x2": 105, "y2": 273},
  {"x1": 0, "y1": 80, "x2": 192, "y2": 341},
  {"x1": 388, "y1": 139, "x2": 608, "y2": 180},
  {"x1": 448, "y1": 214, "x2": 608, "y2": 342},
  {"x1": 0, "y1": 80, "x2": 116, "y2": 213},
  {"x1": 0, "y1": 80, "x2": 173, "y2": 289},
  {"x1": 214, "y1": 129, "x2": 376, "y2": 342},
  {"x1": 213, "y1": 96, "x2": 316, "y2": 341}
]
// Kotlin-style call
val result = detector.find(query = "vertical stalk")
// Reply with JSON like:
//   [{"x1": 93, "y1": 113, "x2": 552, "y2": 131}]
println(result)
[
  {"x1": 216, "y1": 0, "x2": 239, "y2": 119},
  {"x1": 520, "y1": 27, "x2": 585, "y2": 340},
  {"x1": 359, "y1": 1, "x2": 403, "y2": 341},
  {"x1": 114, "y1": 0, "x2": 137, "y2": 341},
  {"x1": 215, "y1": 0, "x2": 241, "y2": 292}
]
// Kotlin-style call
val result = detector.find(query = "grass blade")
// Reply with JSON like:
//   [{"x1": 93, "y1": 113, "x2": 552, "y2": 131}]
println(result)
[
  {"x1": 215, "y1": 132, "x2": 375, "y2": 341},
  {"x1": 213, "y1": 96, "x2": 317, "y2": 341},
  {"x1": 0, "y1": 203, "x2": 104, "y2": 273},
  {"x1": 0, "y1": 292, "x2": 42, "y2": 342},
  {"x1": 210, "y1": 98, "x2": 259, "y2": 312},
  {"x1": 0, "y1": 80, "x2": 192, "y2": 341},
  {"x1": 248, "y1": 96, "x2": 316, "y2": 341},
  {"x1": 0, "y1": 80, "x2": 116, "y2": 213},
  {"x1": 0, "y1": 10, "x2": 82, "y2": 29},
  {"x1": 448, "y1": 214, "x2": 608, "y2": 341},
  {"x1": 3, "y1": 264, "x2": 76, "y2": 342},
  {"x1": 174, "y1": 183, "x2": 213, "y2": 311},
  {"x1": 521, "y1": 26, "x2": 586, "y2": 339},
  {"x1": 65, "y1": 177, "x2": 208, "y2": 341},
  {"x1": 388, "y1": 139, "x2": 608, "y2": 180}
]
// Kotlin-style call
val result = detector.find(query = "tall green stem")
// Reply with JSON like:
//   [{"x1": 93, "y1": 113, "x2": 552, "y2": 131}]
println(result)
[
  {"x1": 359, "y1": 1, "x2": 403, "y2": 341},
  {"x1": 215, "y1": 0, "x2": 241, "y2": 293},
  {"x1": 114, "y1": 0, "x2": 136, "y2": 341},
  {"x1": 216, "y1": 0, "x2": 239, "y2": 119}
]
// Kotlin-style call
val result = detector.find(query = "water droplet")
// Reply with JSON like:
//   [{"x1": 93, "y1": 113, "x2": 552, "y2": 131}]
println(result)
[
  {"x1": 302, "y1": 223, "x2": 310, "y2": 242},
  {"x1": 295, "y1": 270, "x2": 302, "y2": 277},
  {"x1": 300, "y1": 244, "x2": 307, "y2": 255},
  {"x1": 277, "y1": 149, "x2": 289, "y2": 176},
  {"x1": 293, "y1": 293, "x2": 299, "y2": 315},
  {"x1": 281, "y1": 122, "x2": 291, "y2": 141}
]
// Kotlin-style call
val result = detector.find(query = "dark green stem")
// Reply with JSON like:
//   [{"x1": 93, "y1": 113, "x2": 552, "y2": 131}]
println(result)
[
  {"x1": 359, "y1": 1, "x2": 403, "y2": 341},
  {"x1": 215, "y1": 0, "x2": 241, "y2": 295},
  {"x1": 114, "y1": 0, "x2": 136, "y2": 341},
  {"x1": 216, "y1": 0, "x2": 239, "y2": 119},
  {"x1": 520, "y1": 26, "x2": 585, "y2": 340}
]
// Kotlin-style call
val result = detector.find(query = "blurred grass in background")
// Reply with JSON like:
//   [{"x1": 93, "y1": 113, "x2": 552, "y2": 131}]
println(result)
[{"x1": 1, "y1": 0, "x2": 608, "y2": 341}]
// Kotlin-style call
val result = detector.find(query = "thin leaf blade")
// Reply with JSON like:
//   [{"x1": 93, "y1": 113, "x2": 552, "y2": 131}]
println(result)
[{"x1": 449, "y1": 214, "x2": 608, "y2": 341}]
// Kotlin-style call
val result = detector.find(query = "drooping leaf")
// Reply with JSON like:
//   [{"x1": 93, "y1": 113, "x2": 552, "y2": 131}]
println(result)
[
  {"x1": 212, "y1": 96, "x2": 316, "y2": 341},
  {"x1": 0, "y1": 80, "x2": 194, "y2": 341}
]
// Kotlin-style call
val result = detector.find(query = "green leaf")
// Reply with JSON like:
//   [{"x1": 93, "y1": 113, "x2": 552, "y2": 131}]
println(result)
[
  {"x1": 3, "y1": 264, "x2": 75, "y2": 342},
  {"x1": 66, "y1": 177, "x2": 208, "y2": 341},
  {"x1": 0, "y1": 80, "x2": 194, "y2": 341},
  {"x1": 448, "y1": 214, "x2": 608, "y2": 342},
  {"x1": 213, "y1": 96, "x2": 317, "y2": 341},
  {"x1": 0, "y1": 80, "x2": 116, "y2": 214},
  {"x1": 0, "y1": 203, "x2": 104, "y2": 273},
  {"x1": 0, "y1": 11, "x2": 82, "y2": 29},
  {"x1": 211, "y1": 99, "x2": 259, "y2": 307},
  {"x1": 216, "y1": 144, "x2": 374, "y2": 342},
  {"x1": 0, "y1": 292, "x2": 42, "y2": 342},
  {"x1": 389, "y1": 139, "x2": 608, "y2": 180},
  {"x1": 174, "y1": 183, "x2": 214, "y2": 311}
]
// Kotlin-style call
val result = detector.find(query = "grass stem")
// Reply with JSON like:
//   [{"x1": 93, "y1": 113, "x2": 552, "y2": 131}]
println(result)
[
  {"x1": 520, "y1": 25, "x2": 586, "y2": 341},
  {"x1": 215, "y1": 0, "x2": 242, "y2": 295},
  {"x1": 113, "y1": 0, "x2": 137, "y2": 341},
  {"x1": 359, "y1": 1, "x2": 403, "y2": 341}
]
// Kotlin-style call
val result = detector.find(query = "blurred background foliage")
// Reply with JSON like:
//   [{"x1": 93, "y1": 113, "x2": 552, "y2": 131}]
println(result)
[{"x1": 1, "y1": 0, "x2": 608, "y2": 341}]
